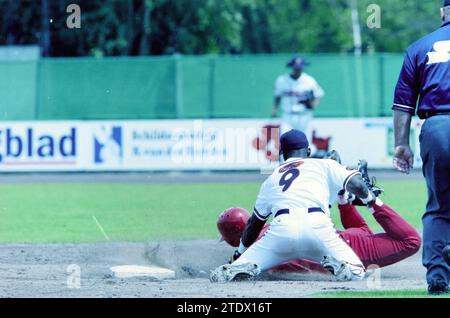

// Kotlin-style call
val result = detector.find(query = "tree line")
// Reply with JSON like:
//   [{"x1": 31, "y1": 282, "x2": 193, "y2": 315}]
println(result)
[{"x1": 0, "y1": 0, "x2": 442, "y2": 57}]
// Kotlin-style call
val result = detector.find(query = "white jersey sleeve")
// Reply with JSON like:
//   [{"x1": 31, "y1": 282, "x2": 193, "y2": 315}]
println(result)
[
  {"x1": 274, "y1": 76, "x2": 285, "y2": 97},
  {"x1": 325, "y1": 159, "x2": 361, "y2": 196},
  {"x1": 310, "y1": 76, "x2": 325, "y2": 99},
  {"x1": 253, "y1": 180, "x2": 272, "y2": 221}
]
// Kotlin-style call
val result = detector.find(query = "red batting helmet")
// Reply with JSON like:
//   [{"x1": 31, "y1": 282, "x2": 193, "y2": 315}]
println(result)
[{"x1": 217, "y1": 207, "x2": 250, "y2": 247}]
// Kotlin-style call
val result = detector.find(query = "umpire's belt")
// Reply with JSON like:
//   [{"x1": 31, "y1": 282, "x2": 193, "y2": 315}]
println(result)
[
  {"x1": 422, "y1": 111, "x2": 450, "y2": 119},
  {"x1": 274, "y1": 207, "x2": 324, "y2": 218}
]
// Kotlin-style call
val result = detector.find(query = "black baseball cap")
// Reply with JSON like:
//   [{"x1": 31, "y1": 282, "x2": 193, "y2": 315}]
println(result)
[
  {"x1": 444, "y1": 0, "x2": 450, "y2": 7},
  {"x1": 280, "y1": 130, "x2": 309, "y2": 154}
]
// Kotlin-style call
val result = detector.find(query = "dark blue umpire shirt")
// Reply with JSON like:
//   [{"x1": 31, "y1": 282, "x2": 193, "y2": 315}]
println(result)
[{"x1": 393, "y1": 20, "x2": 450, "y2": 118}]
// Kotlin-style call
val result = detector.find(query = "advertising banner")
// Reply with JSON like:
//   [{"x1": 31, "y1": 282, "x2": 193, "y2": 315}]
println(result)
[
  {"x1": 0, "y1": 118, "x2": 423, "y2": 172},
  {"x1": 0, "y1": 122, "x2": 81, "y2": 171}
]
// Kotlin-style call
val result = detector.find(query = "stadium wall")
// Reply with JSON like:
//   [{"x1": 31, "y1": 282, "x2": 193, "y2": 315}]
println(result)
[
  {"x1": 0, "y1": 54, "x2": 404, "y2": 121},
  {"x1": 0, "y1": 118, "x2": 422, "y2": 172}
]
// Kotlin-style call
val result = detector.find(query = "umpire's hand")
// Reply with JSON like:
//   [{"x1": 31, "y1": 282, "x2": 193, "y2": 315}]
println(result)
[{"x1": 393, "y1": 145, "x2": 414, "y2": 174}]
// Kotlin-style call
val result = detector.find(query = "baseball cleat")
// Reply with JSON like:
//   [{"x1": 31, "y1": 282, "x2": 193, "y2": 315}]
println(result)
[
  {"x1": 210, "y1": 263, "x2": 261, "y2": 283},
  {"x1": 357, "y1": 160, "x2": 384, "y2": 197},
  {"x1": 428, "y1": 282, "x2": 449, "y2": 295},
  {"x1": 346, "y1": 160, "x2": 384, "y2": 206},
  {"x1": 320, "y1": 256, "x2": 355, "y2": 281}
]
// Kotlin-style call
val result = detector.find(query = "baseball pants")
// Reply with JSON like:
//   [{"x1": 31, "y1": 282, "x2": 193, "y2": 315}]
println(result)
[
  {"x1": 281, "y1": 111, "x2": 313, "y2": 136},
  {"x1": 420, "y1": 115, "x2": 450, "y2": 287},
  {"x1": 233, "y1": 208, "x2": 365, "y2": 280},
  {"x1": 230, "y1": 203, "x2": 420, "y2": 274},
  {"x1": 338, "y1": 202, "x2": 421, "y2": 268}
]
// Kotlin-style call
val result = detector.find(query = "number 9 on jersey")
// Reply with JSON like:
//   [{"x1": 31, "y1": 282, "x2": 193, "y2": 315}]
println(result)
[{"x1": 279, "y1": 169, "x2": 300, "y2": 192}]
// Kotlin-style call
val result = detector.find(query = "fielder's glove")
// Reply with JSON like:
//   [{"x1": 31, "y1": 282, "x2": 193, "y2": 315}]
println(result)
[
  {"x1": 298, "y1": 90, "x2": 315, "y2": 109},
  {"x1": 338, "y1": 189, "x2": 376, "y2": 207},
  {"x1": 356, "y1": 190, "x2": 377, "y2": 207},
  {"x1": 338, "y1": 160, "x2": 383, "y2": 207},
  {"x1": 325, "y1": 150, "x2": 342, "y2": 164},
  {"x1": 229, "y1": 250, "x2": 241, "y2": 264}
]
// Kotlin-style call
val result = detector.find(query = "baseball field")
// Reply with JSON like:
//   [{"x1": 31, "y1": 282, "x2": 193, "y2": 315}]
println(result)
[{"x1": 0, "y1": 171, "x2": 447, "y2": 298}]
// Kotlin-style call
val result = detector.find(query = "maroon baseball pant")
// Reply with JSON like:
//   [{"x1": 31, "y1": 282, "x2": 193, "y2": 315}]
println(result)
[{"x1": 270, "y1": 202, "x2": 421, "y2": 273}]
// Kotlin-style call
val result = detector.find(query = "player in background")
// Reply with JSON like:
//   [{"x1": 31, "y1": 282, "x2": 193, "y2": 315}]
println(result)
[
  {"x1": 217, "y1": 159, "x2": 421, "y2": 275},
  {"x1": 271, "y1": 55, "x2": 324, "y2": 138},
  {"x1": 210, "y1": 130, "x2": 374, "y2": 283}
]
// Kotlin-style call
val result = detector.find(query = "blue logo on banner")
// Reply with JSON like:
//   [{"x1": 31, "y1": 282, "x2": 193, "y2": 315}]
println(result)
[{"x1": 93, "y1": 126, "x2": 123, "y2": 164}]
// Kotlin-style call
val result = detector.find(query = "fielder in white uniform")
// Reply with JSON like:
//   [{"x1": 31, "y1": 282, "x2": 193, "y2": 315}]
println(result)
[
  {"x1": 272, "y1": 55, "x2": 325, "y2": 136},
  {"x1": 211, "y1": 130, "x2": 376, "y2": 283}
]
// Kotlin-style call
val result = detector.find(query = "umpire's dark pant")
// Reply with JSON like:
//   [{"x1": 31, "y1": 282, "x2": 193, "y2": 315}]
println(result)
[{"x1": 420, "y1": 114, "x2": 450, "y2": 286}]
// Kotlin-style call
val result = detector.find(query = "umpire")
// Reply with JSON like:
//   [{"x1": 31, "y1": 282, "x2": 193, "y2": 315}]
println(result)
[{"x1": 393, "y1": 0, "x2": 450, "y2": 295}]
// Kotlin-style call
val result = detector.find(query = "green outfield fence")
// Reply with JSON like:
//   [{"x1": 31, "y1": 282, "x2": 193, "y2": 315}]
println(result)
[{"x1": 0, "y1": 53, "x2": 404, "y2": 121}]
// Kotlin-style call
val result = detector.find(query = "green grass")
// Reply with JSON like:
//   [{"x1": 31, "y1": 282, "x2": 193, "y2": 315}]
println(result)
[
  {"x1": 316, "y1": 290, "x2": 450, "y2": 298},
  {"x1": 0, "y1": 179, "x2": 427, "y2": 243}
]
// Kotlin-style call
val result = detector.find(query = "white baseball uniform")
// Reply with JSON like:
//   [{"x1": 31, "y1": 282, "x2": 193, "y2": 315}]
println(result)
[
  {"x1": 233, "y1": 157, "x2": 365, "y2": 280},
  {"x1": 274, "y1": 73, "x2": 324, "y2": 136}
]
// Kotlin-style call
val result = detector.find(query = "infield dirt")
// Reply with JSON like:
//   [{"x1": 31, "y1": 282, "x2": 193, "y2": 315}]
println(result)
[{"x1": 0, "y1": 240, "x2": 426, "y2": 297}]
